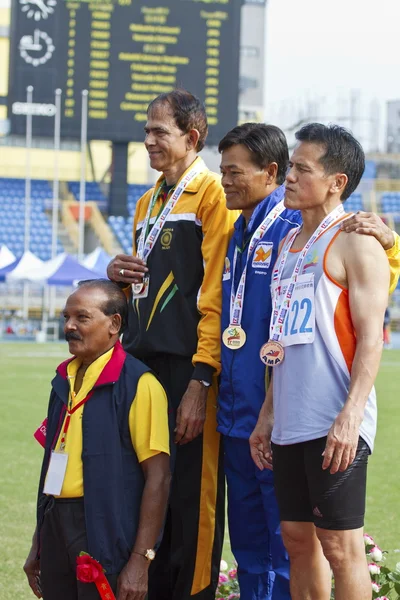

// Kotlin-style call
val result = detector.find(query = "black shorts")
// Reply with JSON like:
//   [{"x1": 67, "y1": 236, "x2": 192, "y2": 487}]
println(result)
[{"x1": 272, "y1": 436, "x2": 370, "y2": 530}]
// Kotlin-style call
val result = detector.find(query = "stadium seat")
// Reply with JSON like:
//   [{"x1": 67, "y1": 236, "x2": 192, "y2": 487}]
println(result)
[
  {"x1": 106, "y1": 184, "x2": 151, "y2": 252},
  {"x1": 381, "y1": 193, "x2": 400, "y2": 223},
  {"x1": 68, "y1": 181, "x2": 108, "y2": 210},
  {"x1": 344, "y1": 193, "x2": 363, "y2": 213},
  {"x1": 0, "y1": 177, "x2": 65, "y2": 260}
]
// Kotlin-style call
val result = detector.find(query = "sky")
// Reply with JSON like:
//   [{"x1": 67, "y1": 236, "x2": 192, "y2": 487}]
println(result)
[{"x1": 264, "y1": 0, "x2": 400, "y2": 150}]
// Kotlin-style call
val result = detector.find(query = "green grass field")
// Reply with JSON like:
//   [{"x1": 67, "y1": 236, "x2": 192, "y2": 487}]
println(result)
[{"x1": 0, "y1": 343, "x2": 399, "y2": 599}]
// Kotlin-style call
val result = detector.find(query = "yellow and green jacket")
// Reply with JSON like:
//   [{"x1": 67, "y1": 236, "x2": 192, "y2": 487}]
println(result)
[{"x1": 123, "y1": 157, "x2": 239, "y2": 382}]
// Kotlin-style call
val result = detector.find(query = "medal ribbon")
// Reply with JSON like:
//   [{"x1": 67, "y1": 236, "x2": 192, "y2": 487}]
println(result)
[
  {"x1": 269, "y1": 203, "x2": 345, "y2": 342},
  {"x1": 59, "y1": 390, "x2": 95, "y2": 450},
  {"x1": 229, "y1": 200, "x2": 288, "y2": 326},
  {"x1": 136, "y1": 159, "x2": 205, "y2": 262}
]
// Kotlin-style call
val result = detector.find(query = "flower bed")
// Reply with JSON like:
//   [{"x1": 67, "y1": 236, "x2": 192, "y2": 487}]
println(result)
[{"x1": 217, "y1": 534, "x2": 400, "y2": 600}]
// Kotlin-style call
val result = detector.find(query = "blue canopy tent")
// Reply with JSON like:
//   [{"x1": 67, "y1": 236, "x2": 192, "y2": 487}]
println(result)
[
  {"x1": 82, "y1": 247, "x2": 111, "y2": 278},
  {"x1": 46, "y1": 254, "x2": 104, "y2": 286}
]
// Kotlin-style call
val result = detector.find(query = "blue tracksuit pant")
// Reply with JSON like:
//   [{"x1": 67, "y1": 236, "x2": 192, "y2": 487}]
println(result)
[{"x1": 224, "y1": 436, "x2": 291, "y2": 600}]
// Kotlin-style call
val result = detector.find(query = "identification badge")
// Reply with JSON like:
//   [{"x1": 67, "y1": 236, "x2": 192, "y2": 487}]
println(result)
[
  {"x1": 131, "y1": 275, "x2": 150, "y2": 300},
  {"x1": 271, "y1": 273, "x2": 315, "y2": 348},
  {"x1": 222, "y1": 325, "x2": 246, "y2": 349},
  {"x1": 43, "y1": 451, "x2": 68, "y2": 496}
]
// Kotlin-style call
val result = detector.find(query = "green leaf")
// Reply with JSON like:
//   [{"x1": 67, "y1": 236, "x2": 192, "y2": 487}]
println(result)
[{"x1": 379, "y1": 582, "x2": 391, "y2": 595}]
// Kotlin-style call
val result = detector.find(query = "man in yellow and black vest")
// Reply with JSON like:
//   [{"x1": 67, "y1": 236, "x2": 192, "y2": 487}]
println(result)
[
  {"x1": 23, "y1": 280, "x2": 171, "y2": 600},
  {"x1": 108, "y1": 89, "x2": 239, "y2": 600}
]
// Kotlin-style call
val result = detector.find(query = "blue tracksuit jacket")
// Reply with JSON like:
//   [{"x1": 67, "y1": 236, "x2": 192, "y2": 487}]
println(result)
[{"x1": 218, "y1": 185, "x2": 302, "y2": 439}]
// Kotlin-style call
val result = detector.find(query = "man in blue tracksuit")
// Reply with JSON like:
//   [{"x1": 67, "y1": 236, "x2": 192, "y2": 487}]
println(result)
[{"x1": 217, "y1": 123, "x2": 301, "y2": 600}]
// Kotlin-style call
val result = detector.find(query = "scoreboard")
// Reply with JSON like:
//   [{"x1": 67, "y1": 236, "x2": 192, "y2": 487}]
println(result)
[{"x1": 8, "y1": 0, "x2": 242, "y2": 145}]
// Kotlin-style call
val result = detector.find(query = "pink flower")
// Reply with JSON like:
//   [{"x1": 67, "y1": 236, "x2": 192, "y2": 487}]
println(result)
[
  {"x1": 372, "y1": 582, "x2": 381, "y2": 593},
  {"x1": 368, "y1": 563, "x2": 381, "y2": 575},
  {"x1": 228, "y1": 568, "x2": 237, "y2": 579},
  {"x1": 375, "y1": 597, "x2": 389, "y2": 600},
  {"x1": 364, "y1": 533, "x2": 375, "y2": 546},
  {"x1": 218, "y1": 573, "x2": 229, "y2": 584},
  {"x1": 369, "y1": 545, "x2": 383, "y2": 562},
  {"x1": 227, "y1": 595, "x2": 240, "y2": 599}
]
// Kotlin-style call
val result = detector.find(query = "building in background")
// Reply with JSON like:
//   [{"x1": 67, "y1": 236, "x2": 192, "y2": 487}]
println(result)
[
  {"x1": 387, "y1": 100, "x2": 400, "y2": 154},
  {"x1": 239, "y1": 0, "x2": 267, "y2": 123}
]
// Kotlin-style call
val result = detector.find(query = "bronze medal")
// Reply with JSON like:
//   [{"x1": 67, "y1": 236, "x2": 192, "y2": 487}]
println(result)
[{"x1": 259, "y1": 340, "x2": 285, "y2": 366}]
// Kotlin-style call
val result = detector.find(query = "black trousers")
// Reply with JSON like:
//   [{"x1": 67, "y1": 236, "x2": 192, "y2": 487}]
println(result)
[
  {"x1": 40, "y1": 498, "x2": 118, "y2": 600},
  {"x1": 144, "y1": 355, "x2": 225, "y2": 600}
]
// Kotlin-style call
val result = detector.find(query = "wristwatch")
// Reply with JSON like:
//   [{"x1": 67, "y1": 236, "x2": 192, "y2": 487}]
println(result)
[
  {"x1": 199, "y1": 380, "x2": 211, "y2": 388},
  {"x1": 133, "y1": 549, "x2": 156, "y2": 561}
]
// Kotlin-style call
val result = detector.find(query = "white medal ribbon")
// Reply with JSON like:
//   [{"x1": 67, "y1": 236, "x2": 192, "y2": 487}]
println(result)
[
  {"x1": 136, "y1": 159, "x2": 205, "y2": 262},
  {"x1": 229, "y1": 200, "x2": 288, "y2": 326},
  {"x1": 270, "y1": 203, "x2": 345, "y2": 343}
]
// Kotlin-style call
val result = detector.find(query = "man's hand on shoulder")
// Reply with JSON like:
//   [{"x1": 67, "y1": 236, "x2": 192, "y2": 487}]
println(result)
[
  {"x1": 107, "y1": 254, "x2": 148, "y2": 285},
  {"x1": 117, "y1": 554, "x2": 148, "y2": 600},
  {"x1": 340, "y1": 211, "x2": 395, "y2": 251},
  {"x1": 174, "y1": 380, "x2": 207, "y2": 445}
]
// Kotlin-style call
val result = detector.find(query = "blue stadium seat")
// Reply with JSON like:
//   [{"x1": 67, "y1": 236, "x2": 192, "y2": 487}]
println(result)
[
  {"x1": 68, "y1": 181, "x2": 108, "y2": 210},
  {"x1": 380, "y1": 193, "x2": 400, "y2": 223},
  {"x1": 344, "y1": 193, "x2": 363, "y2": 213},
  {"x1": 0, "y1": 177, "x2": 65, "y2": 260}
]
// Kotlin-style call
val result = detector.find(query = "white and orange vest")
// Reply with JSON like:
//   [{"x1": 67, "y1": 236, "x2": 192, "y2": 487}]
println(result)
[{"x1": 272, "y1": 219, "x2": 377, "y2": 452}]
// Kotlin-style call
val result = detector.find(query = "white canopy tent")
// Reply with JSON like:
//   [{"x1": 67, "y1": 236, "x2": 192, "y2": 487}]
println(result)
[
  {"x1": 0, "y1": 245, "x2": 16, "y2": 269},
  {"x1": 4, "y1": 251, "x2": 44, "y2": 280}
]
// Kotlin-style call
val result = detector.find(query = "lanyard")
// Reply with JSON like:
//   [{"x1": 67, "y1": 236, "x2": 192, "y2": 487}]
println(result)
[
  {"x1": 269, "y1": 203, "x2": 345, "y2": 342},
  {"x1": 136, "y1": 159, "x2": 205, "y2": 262},
  {"x1": 229, "y1": 200, "x2": 287, "y2": 326},
  {"x1": 59, "y1": 390, "x2": 94, "y2": 451}
]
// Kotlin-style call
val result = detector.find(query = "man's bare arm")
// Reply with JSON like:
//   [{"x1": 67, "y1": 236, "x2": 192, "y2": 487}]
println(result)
[
  {"x1": 23, "y1": 527, "x2": 42, "y2": 598},
  {"x1": 117, "y1": 453, "x2": 170, "y2": 600},
  {"x1": 249, "y1": 373, "x2": 274, "y2": 471},
  {"x1": 323, "y1": 232, "x2": 389, "y2": 474}
]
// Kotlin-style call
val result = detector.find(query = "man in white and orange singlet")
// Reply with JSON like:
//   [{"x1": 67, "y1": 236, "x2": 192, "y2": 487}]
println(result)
[{"x1": 250, "y1": 123, "x2": 389, "y2": 600}]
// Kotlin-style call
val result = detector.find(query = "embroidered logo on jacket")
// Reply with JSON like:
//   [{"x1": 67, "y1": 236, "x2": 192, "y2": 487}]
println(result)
[
  {"x1": 161, "y1": 229, "x2": 173, "y2": 250},
  {"x1": 252, "y1": 242, "x2": 273, "y2": 269}
]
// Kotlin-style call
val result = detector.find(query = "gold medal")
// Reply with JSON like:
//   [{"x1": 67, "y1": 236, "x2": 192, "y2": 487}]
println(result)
[
  {"x1": 222, "y1": 325, "x2": 246, "y2": 350},
  {"x1": 259, "y1": 340, "x2": 285, "y2": 366}
]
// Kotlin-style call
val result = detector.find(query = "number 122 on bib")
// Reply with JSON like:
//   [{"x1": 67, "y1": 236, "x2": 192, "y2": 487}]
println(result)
[{"x1": 271, "y1": 273, "x2": 315, "y2": 347}]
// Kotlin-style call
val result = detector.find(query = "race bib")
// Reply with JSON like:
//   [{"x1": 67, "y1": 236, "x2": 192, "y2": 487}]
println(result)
[{"x1": 272, "y1": 273, "x2": 315, "y2": 347}]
